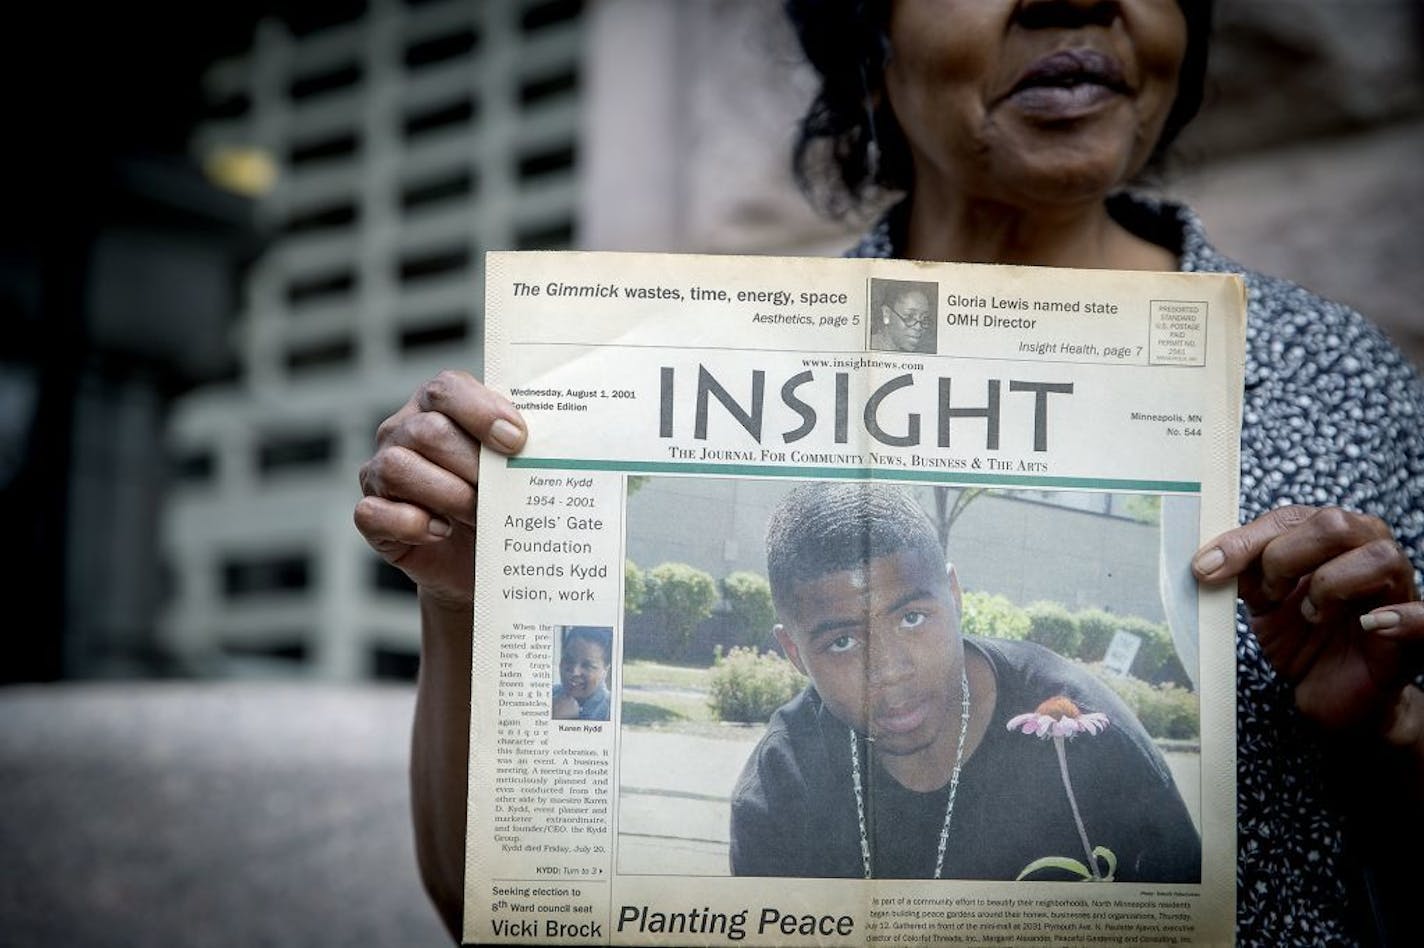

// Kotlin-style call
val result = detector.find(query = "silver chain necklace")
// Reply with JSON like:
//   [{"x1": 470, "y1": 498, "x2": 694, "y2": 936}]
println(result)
[{"x1": 849, "y1": 665, "x2": 971, "y2": 879}]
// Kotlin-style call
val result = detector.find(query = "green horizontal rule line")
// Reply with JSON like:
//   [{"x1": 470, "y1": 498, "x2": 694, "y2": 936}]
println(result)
[{"x1": 506, "y1": 457, "x2": 1200, "y2": 493}]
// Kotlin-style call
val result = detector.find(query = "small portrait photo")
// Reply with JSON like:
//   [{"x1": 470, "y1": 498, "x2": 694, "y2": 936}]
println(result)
[
  {"x1": 551, "y1": 625, "x2": 614, "y2": 722},
  {"x1": 869, "y1": 278, "x2": 938, "y2": 354}
]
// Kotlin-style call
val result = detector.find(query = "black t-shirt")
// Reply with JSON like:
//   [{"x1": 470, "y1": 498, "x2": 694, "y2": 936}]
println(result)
[{"x1": 730, "y1": 637, "x2": 1201, "y2": 882}]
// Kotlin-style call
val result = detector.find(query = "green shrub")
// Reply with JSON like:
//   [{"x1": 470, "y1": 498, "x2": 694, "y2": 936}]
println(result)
[
  {"x1": 707, "y1": 647, "x2": 805, "y2": 723},
  {"x1": 1154, "y1": 650, "x2": 1193, "y2": 690},
  {"x1": 645, "y1": 562, "x2": 719, "y2": 651},
  {"x1": 1024, "y1": 601, "x2": 1082, "y2": 657},
  {"x1": 960, "y1": 591, "x2": 1030, "y2": 641},
  {"x1": 722, "y1": 571, "x2": 776, "y2": 649},
  {"x1": 624, "y1": 560, "x2": 646, "y2": 617},
  {"x1": 1091, "y1": 666, "x2": 1200, "y2": 740},
  {"x1": 1074, "y1": 609, "x2": 1119, "y2": 663},
  {"x1": 1114, "y1": 614, "x2": 1167, "y2": 677},
  {"x1": 1147, "y1": 685, "x2": 1199, "y2": 740},
  {"x1": 1105, "y1": 614, "x2": 1187, "y2": 686}
]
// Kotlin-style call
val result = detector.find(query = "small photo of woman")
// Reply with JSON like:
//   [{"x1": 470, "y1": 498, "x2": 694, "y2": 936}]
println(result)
[
  {"x1": 551, "y1": 625, "x2": 613, "y2": 721},
  {"x1": 869, "y1": 278, "x2": 939, "y2": 354}
]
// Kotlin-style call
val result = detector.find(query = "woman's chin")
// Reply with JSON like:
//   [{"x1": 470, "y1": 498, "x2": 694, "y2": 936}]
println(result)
[
  {"x1": 1000, "y1": 149, "x2": 1137, "y2": 208},
  {"x1": 979, "y1": 114, "x2": 1148, "y2": 206}
]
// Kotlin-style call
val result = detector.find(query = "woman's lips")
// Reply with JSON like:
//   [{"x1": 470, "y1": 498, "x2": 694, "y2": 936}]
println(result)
[{"x1": 1006, "y1": 48, "x2": 1129, "y2": 119}]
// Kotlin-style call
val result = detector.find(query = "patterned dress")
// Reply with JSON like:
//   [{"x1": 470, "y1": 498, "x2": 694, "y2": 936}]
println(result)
[{"x1": 848, "y1": 195, "x2": 1424, "y2": 945}]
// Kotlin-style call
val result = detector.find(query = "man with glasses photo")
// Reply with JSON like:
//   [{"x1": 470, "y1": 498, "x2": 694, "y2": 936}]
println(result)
[{"x1": 869, "y1": 278, "x2": 938, "y2": 354}]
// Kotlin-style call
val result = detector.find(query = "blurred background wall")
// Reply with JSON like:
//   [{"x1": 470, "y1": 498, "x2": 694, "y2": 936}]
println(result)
[{"x1": 3, "y1": 0, "x2": 1421, "y2": 685}]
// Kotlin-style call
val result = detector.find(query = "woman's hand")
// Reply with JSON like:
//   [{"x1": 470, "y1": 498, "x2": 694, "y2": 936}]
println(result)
[
  {"x1": 1365, "y1": 603, "x2": 1424, "y2": 751},
  {"x1": 356, "y1": 371, "x2": 527, "y2": 940},
  {"x1": 1193, "y1": 505, "x2": 1421, "y2": 732},
  {"x1": 354, "y1": 370, "x2": 527, "y2": 610}
]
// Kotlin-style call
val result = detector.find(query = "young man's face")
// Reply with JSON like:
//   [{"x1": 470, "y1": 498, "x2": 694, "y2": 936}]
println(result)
[{"x1": 774, "y1": 549, "x2": 964, "y2": 766}]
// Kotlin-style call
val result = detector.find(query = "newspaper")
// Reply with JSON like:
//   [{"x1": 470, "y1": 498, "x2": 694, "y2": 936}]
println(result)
[{"x1": 465, "y1": 250, "x2": 1245, "y2": 947}]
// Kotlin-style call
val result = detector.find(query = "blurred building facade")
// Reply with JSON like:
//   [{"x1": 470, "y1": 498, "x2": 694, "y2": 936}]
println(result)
[
  {"x1": 160, "y1": 0, "x2": 1424, "y2": 681},
  {"x1": 163, "y1": 0, "x2": 586, "y2": 678}
]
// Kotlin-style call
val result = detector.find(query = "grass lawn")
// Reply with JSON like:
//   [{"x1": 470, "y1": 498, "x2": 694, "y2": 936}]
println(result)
[
  {"x1": 618, "y1": 658, "x2": 791, "y2": 738},
  {"x1": 619, "y1": 660, "x2": 714, "y2": 726},
  {"x1": 620, "y1": 659, "x2": 712, "y2": 691},
  {"x1": 622, "y1": 696, "x2": 713, "y2": 726}
]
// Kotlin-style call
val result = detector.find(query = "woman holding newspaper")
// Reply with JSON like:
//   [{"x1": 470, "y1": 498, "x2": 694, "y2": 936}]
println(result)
[{"x1": 355, "y1": 0, "x2": 1424, "y2": 943}]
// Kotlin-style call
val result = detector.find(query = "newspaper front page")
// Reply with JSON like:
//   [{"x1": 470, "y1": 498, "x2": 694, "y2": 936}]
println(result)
[{"x1": 465, "y1": 250, "x2": 1245, "y2": 947}]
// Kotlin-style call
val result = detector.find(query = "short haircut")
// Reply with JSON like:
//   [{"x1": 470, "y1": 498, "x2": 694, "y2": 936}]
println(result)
[
  {"x1": 562, "y1": 625, "x2": 612, "y2": 665},
  {"x1": 765, "y1": 482, "x2": 945, "y2": 615}
]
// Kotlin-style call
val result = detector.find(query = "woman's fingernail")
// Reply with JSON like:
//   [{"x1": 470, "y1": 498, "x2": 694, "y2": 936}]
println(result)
[
  {"x1": 488, "y1": 418, "x2": 524, "y2": 451},
  {"x1": 1193, "y1": 548, "x2": 1225, "y2": 574},
  {"x1": 428, "y1": 517, "x2": 452, "y2": 538},
  {"x1": 1361, "y1": 610, "x2": 1401, "y2": 633},
  {"x1": 1300, "y1": 598, "x2": 1320, "y2": 623}
]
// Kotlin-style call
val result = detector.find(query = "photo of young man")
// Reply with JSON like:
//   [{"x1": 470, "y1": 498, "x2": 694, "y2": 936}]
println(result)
[{"x1": 729, "y1": 482, "x2": 1200, "y2": 881}]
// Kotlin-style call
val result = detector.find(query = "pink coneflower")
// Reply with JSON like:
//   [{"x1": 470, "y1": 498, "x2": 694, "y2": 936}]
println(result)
[
  {"x1": 1007, "y1": 696, "x2": 1114, "y2": 881},
  {"x1": 1007, "y1": 696, "x2": 1110, "y2": 739}
]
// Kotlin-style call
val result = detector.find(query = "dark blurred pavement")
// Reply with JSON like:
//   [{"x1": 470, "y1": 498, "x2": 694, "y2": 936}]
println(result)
[{"x1": 0, "y1": 682, "x2": 450, "y2": 947}]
